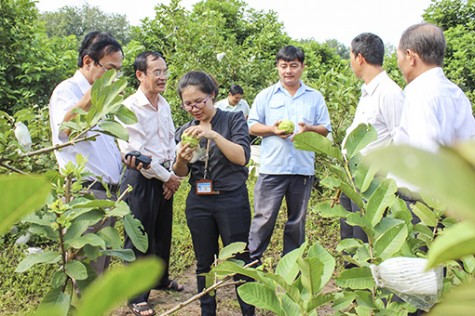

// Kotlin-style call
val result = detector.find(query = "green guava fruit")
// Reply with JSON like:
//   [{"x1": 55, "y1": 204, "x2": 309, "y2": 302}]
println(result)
[
  {"x1": 181, "y1": 133, "x2": 200, "y2": 148},
  {"x1": 278, "y1": 119, "x2": 295, "y2": 134}
]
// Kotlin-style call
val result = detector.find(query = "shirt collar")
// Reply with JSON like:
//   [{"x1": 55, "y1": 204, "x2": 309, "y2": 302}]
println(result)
[
  {"x1": 136, "y1": 88, "x2": 166, "y2": 110},
  {"x1": 361, "y1": 71, "x2": 387, "y2": 97},
  {"x1": 73, "y1": 70, "x2": 91, "y2": 96},
  {"x1": 275, "y1": 80, "x2": 311, "y2": 97}
]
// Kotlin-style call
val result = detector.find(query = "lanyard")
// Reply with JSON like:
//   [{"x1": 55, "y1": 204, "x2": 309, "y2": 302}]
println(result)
[{"x1": 203, "y1": 139, "x2": 211, "y2": 179}]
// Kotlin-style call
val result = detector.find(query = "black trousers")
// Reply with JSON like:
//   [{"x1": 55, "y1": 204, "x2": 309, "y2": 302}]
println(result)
[
  {"x1": 121, "y1": 169, "x2": 173, "y2": 304},
  {"x1": 339, "y1": 193, "x2": 368, "y2": 243},
  {"x1": 186, "y1": 184, "x2": 255, "y2": 316}
]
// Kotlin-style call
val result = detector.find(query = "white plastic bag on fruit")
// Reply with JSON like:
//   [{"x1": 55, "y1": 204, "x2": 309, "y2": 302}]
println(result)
[
  {"x1": 370, "y1": 257, "x2": 443, "y2": 311},
  {"x1": 14, "y1": 122, "x2": 32, "y2": 151}
]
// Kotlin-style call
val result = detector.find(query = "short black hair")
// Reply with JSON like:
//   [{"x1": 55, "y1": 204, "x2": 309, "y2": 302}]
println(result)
[
  {"x1": 351, "y1": 33, "x2": 384, "y2": 66},
  {"x1": 133, "y1": 51, "x2": 165, "y2": 73},
  {"x1": 275, "y1": 45, "x2": 305, "y2": 65},
  {"x1": 77, "y1": 31, "x2": 123, "y2": 67},
  {"x1": 229, "y1": 84, "x2": 244, "y2": 95}
]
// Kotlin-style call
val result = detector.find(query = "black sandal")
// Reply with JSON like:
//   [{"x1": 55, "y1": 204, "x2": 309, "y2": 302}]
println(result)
[
  {"x1": 158, "y1": 279, "x2": 184, "y2": 292},
  {"x1": 128, "y1": 302, "x2": 156, "y2": 316}
]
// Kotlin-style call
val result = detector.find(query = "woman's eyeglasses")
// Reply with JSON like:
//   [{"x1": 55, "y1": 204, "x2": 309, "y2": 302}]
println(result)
[{"x1": 181, "y1": 95, "x2": 210, "y2": 111}]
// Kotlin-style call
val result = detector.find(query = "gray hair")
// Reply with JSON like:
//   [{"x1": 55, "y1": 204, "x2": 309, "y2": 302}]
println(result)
[{"x1": 398, "y1": 23, "x2": 445, "y2": 66}]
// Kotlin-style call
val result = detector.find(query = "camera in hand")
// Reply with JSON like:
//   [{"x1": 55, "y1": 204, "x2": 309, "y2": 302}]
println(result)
[{"x1": 125, "y1": 151, "x2": 152, "y2": 168}]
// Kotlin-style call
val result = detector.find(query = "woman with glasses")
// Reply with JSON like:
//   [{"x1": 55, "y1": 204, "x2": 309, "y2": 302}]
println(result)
[{"x1": 173, "y1": 71, "x2": 255, "y2": 316}]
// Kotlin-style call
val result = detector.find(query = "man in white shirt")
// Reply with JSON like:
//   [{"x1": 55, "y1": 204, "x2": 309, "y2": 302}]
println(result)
[
  {"x1": 49, "y1": 31, "x2": 126, "y2": 275},
  {"x1": 215, "y1": 84, "x2": 250, "y2": 119},
  {"x1": 340, "y1": 33, "x2": 404, "y2": 244},
  {"x1": 395, "y1": 23, "x2": 475, "y2": 196},
  {"x1": 118, "y1": 51, "x2": 182, "y2": 316}
]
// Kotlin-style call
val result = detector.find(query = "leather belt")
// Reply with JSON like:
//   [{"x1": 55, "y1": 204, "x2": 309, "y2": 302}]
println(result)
[{"x1": 82, "y1": 181, "x2": 120, "y2": 192}]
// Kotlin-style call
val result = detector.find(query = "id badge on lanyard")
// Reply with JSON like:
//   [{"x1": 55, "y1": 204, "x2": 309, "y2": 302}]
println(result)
[{"x1": 196, "y1": 139, "x2": 219, "y2": 195}]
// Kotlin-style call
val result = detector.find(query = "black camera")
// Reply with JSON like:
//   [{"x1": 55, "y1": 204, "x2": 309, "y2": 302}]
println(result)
[{"x1": 125, "y1": 151, "x2": 152, "y2": 168}]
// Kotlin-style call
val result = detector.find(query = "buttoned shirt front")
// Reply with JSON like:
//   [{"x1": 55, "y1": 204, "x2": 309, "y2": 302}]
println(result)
[
  {"x1": 395, "y1": 67, "x2": 475, "y2": 152},
  {"x1": 248, "y1": 81, "x2": 332, "y2": 175},
  {"x1": 215, "y1": 98, "x2": 250, "y2": 117},
  {"x1": 343, "y1": 71, "x2": 404, "y2": 155},
  {"x1": 118, "y1": 88, "x2": 176, "y2": 183},
  {"x1": 49, "y1": 70, "x2": 122, "y2": 184}
]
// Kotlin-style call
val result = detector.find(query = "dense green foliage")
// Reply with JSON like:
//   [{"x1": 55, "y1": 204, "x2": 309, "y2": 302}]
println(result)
[
  {"x1": 1, "y1": 0, "x2": 475, "y2": 314},
  {"x1": 40, "y1": 5, "x2": 132, "y2": 45}
]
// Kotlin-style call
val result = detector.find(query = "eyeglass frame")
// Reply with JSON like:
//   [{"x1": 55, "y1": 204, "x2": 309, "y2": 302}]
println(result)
[
  {"x1": 96, "y1": 61, "x2": 123, "y2": 78},
  {"x1": 146, "y1": 68, "x2": 171, "y2": 78},
  {"x1": 181, "y1": 94, "x2": 210, "y2": 111}
]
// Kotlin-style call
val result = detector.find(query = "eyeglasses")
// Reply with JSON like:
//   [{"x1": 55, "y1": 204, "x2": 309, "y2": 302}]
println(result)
[
  {"x1": 181, "y1": 95, "x2": 210, "y2": 111},
  {"x1": 96, "y1": 61, "x2": 123, "y2": 79},
  {"x1": 148, "y1": 69, "x2": 170, "y2": 78}
]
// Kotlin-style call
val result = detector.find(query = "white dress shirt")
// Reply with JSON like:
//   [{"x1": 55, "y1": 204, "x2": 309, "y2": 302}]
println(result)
[
  {"x1": 215, "y1": 98, "x2": 250, "y2": 117},
  {"x1": 118, "y1": 88, "x2": 176, "y2": 183},
  {"x1": 395, "y1": 67, "x2": 475, "y2": 152},
  {"x1": 49, "y1": 70, "x2": 122, "y2": 184},
  {"x1": 343, "y1": 71, "x2": 404, "y2": 156}
]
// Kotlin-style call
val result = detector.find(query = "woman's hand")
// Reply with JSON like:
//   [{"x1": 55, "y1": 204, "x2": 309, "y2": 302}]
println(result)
[{"x1": 184, "y1": 125, "x2": 218, "y2": 141}]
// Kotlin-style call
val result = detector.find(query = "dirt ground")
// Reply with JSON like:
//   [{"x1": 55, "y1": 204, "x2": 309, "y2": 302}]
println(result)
[{"x1": 110, "y1": 264, "x2": 335, "y2": 316}]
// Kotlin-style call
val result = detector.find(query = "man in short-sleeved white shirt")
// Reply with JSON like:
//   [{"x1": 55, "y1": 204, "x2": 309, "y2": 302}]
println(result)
[{"x1": 215, "y1": 84, "x2": 250, "y2": 118}]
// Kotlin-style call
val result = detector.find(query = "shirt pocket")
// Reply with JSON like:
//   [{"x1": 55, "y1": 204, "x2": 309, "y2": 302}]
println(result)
[{"x1": 268, "y1": 102, "x2": 287, "y2": 124}]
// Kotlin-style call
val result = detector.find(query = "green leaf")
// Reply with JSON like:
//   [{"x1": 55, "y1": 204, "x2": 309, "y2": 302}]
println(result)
[
  {"x1": 336, "y1": 267, "x2": 375, "y2": 290},
  {"x1": 98, "y1": 119, "x2": 130, "y2": 141},
  {"x1": 39, "y1": 287, "x2": 71, "y2": 316},
  {"x1": 336, "y1": 238, "x2": 364, "y2": 252},
  {"x1": 115, "y1": 105, "x2": 138, "y2": 125},
  {"x1": 307, "y1": 243, "x2": 336, "y2": 290},
  {"x1": 276, "y1": 241, "x2": 307, "y2": 284},
  {"x1": 313, "y1": 201, "x2": 350, "y2": 218},
  {"x1": 281, "y1": 293, "x2": 301, "y2": 315},
  {"x1": 15, "y1": 250, "x2": 61, "y2": 272},
  {"x1": 123, "y1": 214, "x2": 148, "y2": 253},
  {"x1": 461, "y1": 255, "x2": 475, "y2": 274},
  {"x1": 333, "y1": 292, "x2": 356, "y2": 311},
  {"x1": 212, "y1": 261, "x2": 260, "y2": 281},
  {"x1": 76, "y1": 257, "x2": 164, "y2": 316},
  {"x1": 354, "y1": 161, "x2": 378, "y2": 193},
  {"x1": 107, "y1": 200, "x2": 131, "y2": 217},
  {"x1": 51, "y1": 270, "x2": 67, "y2": 289},
  {"x1": 101, "y1": 249, "x2": 136, "y2": 262},
  {"x1": 293, "y1": 132, "x2": 343, "y2": 161},
  {"x1": 426, "y1": 221, "x2": 475, "y2": 269},
  {"x1": 97, "y1": 226, "x2": 122, "y2": 249},
  {"x1": 374, "y1": 223, "x2": 408, "y2": 260},
  {"x1": 65, "y1": 260, "x2": 88, "y2": 280},
  {"x1": 237, "y1": 282, "x2": 284, "y2": 315},
  {"x1": 306, "y1": 293, "x2": 334, "y2": 312},
  {"x1": 365, "y1": 144, "x2": 475, "y2": 223},
  {"x1": 365, "y1": 178, "x2": 397, "y2": 227},
  {"x1": 429, "y1": 278, "x2": 475, "y2": 316},
  {"x1": 218, "y1": 242, "x2": 247, "y2": 261},
  {"x1": 67, "y1": 233, "x2": 106, "y2": 250},
  {"x1": 411, "y1": 202, "x2": 438, "y2": 227},
  {"x1": 343, "y1": 123, "x2": 377, "y2": 159},
  {"x1": 340, "y1": 182, "x2": 365, "y2": 209},
  {"x1": 298, "y1": 257, "x2": 324, "y2": 295},
  {"x1": 0, "y1": 174, "x2": 51, "y2": 235},
  {"x1": 63, "y1": 220, "x2": 90, "y2": 241},
  {"x1": 71, "y1": 199, "x2": 116, "y2": 209}
]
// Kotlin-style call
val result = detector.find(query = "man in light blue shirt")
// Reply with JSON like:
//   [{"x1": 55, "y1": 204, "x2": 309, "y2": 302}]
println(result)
[
  {"x1": 215, "y1": 84, "x2": 250, "y2": 118},
  {"x1": 247, "y1": 45, "x2": 331, "y2": 262}
]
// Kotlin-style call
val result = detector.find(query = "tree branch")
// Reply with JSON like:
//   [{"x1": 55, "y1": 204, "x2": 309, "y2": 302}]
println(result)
[{"x1": 160, "y1": 260, "x2": 258, "y2": 316}]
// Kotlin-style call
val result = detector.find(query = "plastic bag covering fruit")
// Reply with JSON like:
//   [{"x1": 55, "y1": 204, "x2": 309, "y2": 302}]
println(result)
[
  {"x1": 181, "y1": 133, "x2": 200, "y2": 148},
  {"x1": 278, "y1": 119, "x2": 295, "y2": 134}
]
